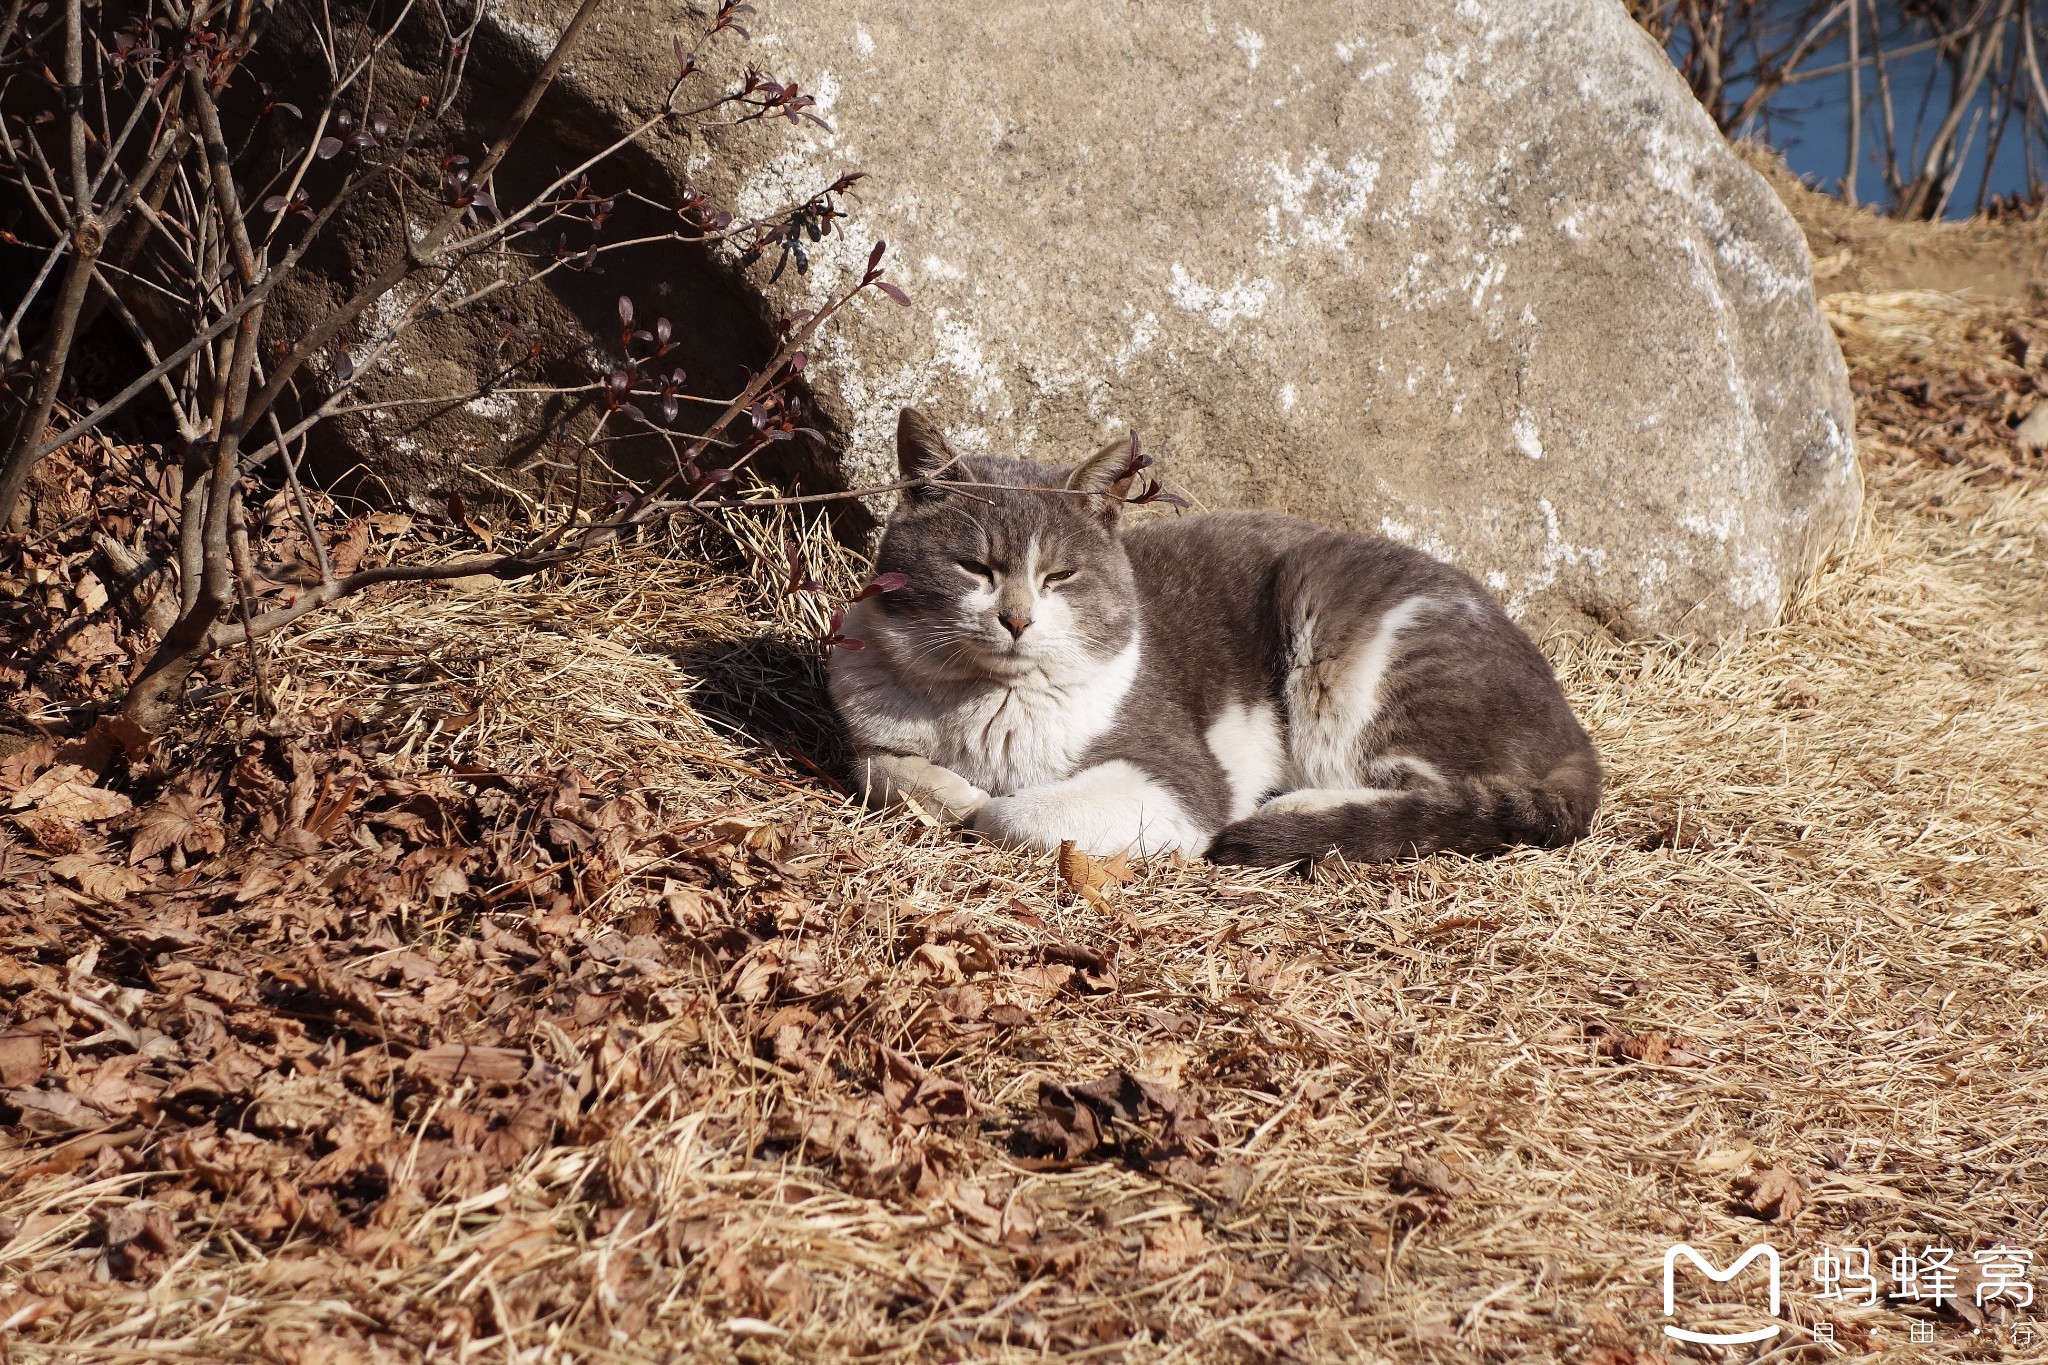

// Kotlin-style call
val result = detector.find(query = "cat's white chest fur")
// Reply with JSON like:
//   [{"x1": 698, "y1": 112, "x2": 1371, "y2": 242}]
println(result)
[{"x1": 830, "y1": 602, "x2": 1141, "y2": 795}]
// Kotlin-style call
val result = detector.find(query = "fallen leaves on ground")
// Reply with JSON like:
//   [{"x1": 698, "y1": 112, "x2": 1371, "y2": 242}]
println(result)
[
  {"x1": 1824, "y1": 292, "x2": 2048, "y2": 481},
  {"x1": 1013, "y1": 1069, "x2": 1216, "y2": 1179},
  {"x1": 0, "y1": 700, "x2": 1305, "y2": 1357}
]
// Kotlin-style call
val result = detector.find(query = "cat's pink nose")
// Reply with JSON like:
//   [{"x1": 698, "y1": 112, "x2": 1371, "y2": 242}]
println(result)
[{"x1": 999, "y1": 612, "x2": 1032, "y2": 638}]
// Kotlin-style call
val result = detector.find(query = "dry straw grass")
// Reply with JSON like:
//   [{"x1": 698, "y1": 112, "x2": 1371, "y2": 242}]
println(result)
[
  {"x1": 1822, "y1": 290, "x2": 2033, "y2": 376},
  {"x1": 6, "y1": 292, "x2": 2046, "y2": 1362}
]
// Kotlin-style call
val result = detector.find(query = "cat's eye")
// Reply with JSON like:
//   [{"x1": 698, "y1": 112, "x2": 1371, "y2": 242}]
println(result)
[
  {"x1": 958, "y1": 559, "x2": 995, "y2": 581},
  {"x1": 1042, "y1": 569, "x2": 1076, "y2": 587}
]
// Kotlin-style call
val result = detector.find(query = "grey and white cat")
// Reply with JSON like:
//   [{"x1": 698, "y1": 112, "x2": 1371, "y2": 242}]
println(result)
[{"x1": 828, "y1": 409, "x2": 1601, "y2": 866}]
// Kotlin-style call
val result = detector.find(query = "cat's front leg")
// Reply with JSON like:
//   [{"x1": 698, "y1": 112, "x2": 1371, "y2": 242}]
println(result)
[
  {"x1": 854, "y1": 751, "x2": 991, "y2": 824},
  {"x1": 971, "y1": 761, "x2": 1209, "y2": 859}
]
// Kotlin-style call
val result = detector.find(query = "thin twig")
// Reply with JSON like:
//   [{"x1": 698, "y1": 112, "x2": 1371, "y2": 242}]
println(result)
[{"x1": 0, "y1": 0, "x2": 98, "y2": 525}]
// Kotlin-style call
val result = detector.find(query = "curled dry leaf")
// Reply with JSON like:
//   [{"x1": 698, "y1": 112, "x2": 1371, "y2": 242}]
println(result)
[
  {"x1": 1056, "y1": 840, "x2": 1134, "y2": 908},
  {"x1": 1733, "y1": 1164, "x2": 1807, "y2": 1223},
  {"x1": 77, "y1": 714, "x2": 154, "y2": 767},
  {"x1": 1397, "y1": 1149, "x2": 1471, "y2": 1199},
  {"x1": 875, "y1": 1044, "x2": 972, "y2": 1127},
  {"x1": 1014, "y1": 1070, "x2": 1214, "y2": 1173},
  {"x1": 4, "y1": 1086, "x2": 103, "y2": 1135},
  {"x1": 234, "y1": 864, "x2": 284, "y2": 903},
  {"x1": 1592, "y1": 1027, "x2": 1699, "y2": 1066},
  {"x1": 0, "y1": 1293, "x2": 69, "y2": 1333},
  {"x1": 97, "y1": 1204, "x2": 176, "y2": 1281},
  {"x1": 1027, "y1": 940, "x2": 1119, "y2": 992},
  {"x1": 775, "y1": 1096, "x2": 932, "y2": 1200},
  {"x1": 0, "y1": 743, "x2": 58, "y2": 796},
  {"x1": 946, "y1": 1180, "x2": 1002, "y2": 1235},
  {"x1": 327, "y1": 519, "x2": 373, "y2": 577},
  {"x1": 47, "y1": 853, "x2": 149, "y2": 901},
  {"x1": 908, "y1": 942, "x2": 965, "y2": 984},
  {"x1": 1693, "y1": 1140, "x2": 1759, "y2": 1174},
  {"x1": 728, "y1": 945, "x2": 783, "y2": 1004},
  {"x1": 74, "y1": 571, "x2": 108, "y2": 615},
  {"x1": 1138, "y1": 1214, "x2": 1209, "y2": 1275},
  {"x1": 9, "y1": 764, "x2": 132, "y2": 821}
]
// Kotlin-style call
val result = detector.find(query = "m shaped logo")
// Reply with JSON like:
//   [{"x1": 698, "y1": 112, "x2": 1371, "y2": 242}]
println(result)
[{"x1": 1662, "y1": 1244, "x2": 1783, "y2": 1345}]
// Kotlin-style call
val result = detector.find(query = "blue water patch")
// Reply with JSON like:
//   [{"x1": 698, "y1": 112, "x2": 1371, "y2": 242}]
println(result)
[{"x1": 1660, "y1": 5, "x2": 2038, "y2": 218}]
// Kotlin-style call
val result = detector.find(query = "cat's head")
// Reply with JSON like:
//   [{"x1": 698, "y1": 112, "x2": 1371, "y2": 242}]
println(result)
[{"x1": 863, "y1": 408, "x2": 1143, "y2": 683}]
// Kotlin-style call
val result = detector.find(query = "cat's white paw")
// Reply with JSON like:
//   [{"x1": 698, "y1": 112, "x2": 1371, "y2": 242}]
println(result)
[
  {"x1": 916, "y1": 769, "x2": 992, "y2": 824},
  {"x1": 968, "y1": 796, "x2": 1047, "y2": 850},
  {"x1": 970, "y1": 762, "x2": 1209, "y2": 858},
  {"x1": 859, "y1": 753, "x2": 990, "y2": 824}
]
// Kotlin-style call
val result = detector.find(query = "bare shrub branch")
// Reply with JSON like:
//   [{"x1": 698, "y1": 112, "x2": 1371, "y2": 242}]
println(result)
[{"x1": 0, "y1": 0, "x2": 933, "y2": 730}]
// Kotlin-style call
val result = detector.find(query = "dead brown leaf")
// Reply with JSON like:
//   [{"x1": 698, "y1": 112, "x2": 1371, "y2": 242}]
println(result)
[
  {"x1": 47, "y1": 853, "x2": 149, "y2": 901},
  {"x1": 98, "y1": 1203, "x2": 176, "y2": 1280},
  {"x1": 0, "y1": 1292, "x2": 70, "y2": 1333},
  {"x1": 1014, "y1": 1070, "x2": 1213, "y2": 1173},
  {"x1": 1056, "y1": 840, "x2": 1135, "y2": 908},
  {"x1": 0, "y1": 1031, "x2": 45, "y2": 1086},
  {"x1": 327, "y1": 519, "x2": 372, "y2": 577},
  {"x1": 1734, "y1": 1165, "x2": 1807, "y2": 1223},
  {"x1": 876, "y1": 1044, "x2": 972, "y2": 1127},
  {"x1": 9, "y1": 764, "x2": 131, "y2": 821},
  {"x1": 4, "y1": 1085, "x2": 103, "y2": 1134},
  {"x1": 1594, "y1": 1028, "x2": 1671, "y2": 1065},
  {"x1": 1138, "y1": 1214, "x2": 1208, "y2": 1275},
  {"x1": 234, "y1": 863, "x2": 284, "y2": 903},
  {"x1": 1398, "y1": 1149, "x2": 1472, "y2": 1199},
  {"x1": 129, "y1": 790, "x2": 228, "y2": 864}
]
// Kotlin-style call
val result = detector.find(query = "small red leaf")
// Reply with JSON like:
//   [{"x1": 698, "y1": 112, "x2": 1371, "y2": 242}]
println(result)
[{"x1": 850, "y1": 572, "x2": 907, "y2": 602}]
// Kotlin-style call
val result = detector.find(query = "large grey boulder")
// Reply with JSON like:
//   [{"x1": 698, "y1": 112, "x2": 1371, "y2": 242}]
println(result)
[{"x1": 289, "y1": 0, "x2": 1861, "y2": 641}]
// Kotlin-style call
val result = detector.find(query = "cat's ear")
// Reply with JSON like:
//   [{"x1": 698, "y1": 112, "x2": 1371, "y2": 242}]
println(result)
[
  {"x1": 897, "y1": 408, "x2": 960, "y2": 492},
  {"x1": 1065, "y1": 433, "x2": 1142, "y2": 527}
]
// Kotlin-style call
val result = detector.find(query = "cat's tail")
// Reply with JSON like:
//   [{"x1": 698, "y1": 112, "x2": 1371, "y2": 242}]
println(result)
[{"x1": 1205, "y1": 753, "x2": 1601, "y2": 867}]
